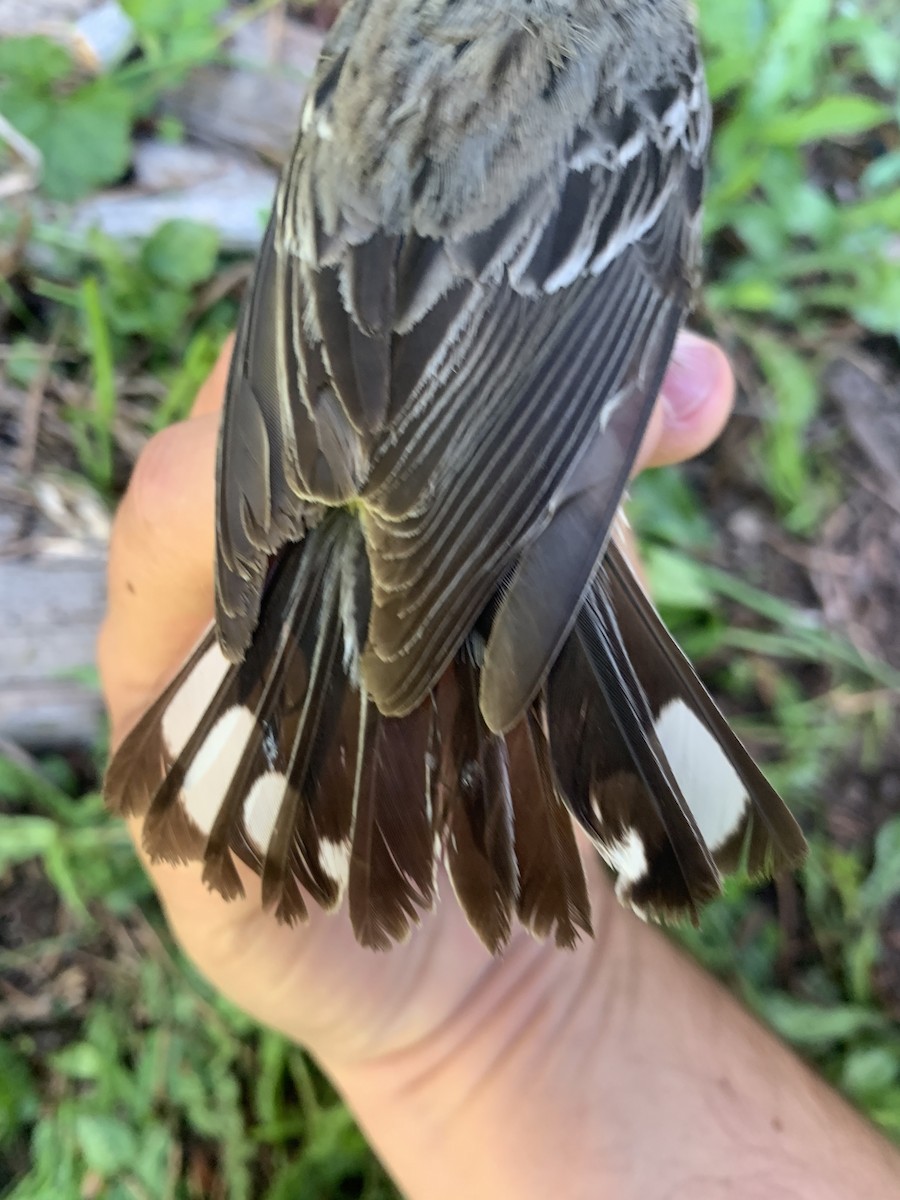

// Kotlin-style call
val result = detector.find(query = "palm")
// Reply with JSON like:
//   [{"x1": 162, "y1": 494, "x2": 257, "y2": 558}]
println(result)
[{"x1": 145, "y1": 841, "x2": 612, "y2": 1062}]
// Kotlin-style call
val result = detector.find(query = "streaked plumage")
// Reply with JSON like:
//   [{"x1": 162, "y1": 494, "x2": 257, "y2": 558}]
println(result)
[{"x1": 105, "y1": 0, "x2": 807, "y2": 951}]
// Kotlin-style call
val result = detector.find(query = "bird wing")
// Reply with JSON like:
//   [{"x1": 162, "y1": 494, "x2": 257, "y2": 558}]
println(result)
[{"x1": 214, "y1": 35, "x2": 710, "y2": 733}]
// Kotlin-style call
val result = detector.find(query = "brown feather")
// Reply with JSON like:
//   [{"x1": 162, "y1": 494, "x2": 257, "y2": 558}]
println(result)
[
  {"x1": 439, "y1": 656, "x2": 518, "y2": 953},
  {"x1": 508, "y1": 711, "x2": 593, "y2": 948}
]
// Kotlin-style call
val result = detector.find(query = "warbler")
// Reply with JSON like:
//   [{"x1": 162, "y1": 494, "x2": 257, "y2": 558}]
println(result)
[{"x1": 105, "y1": 0, "x2": 806, "y2": 952}]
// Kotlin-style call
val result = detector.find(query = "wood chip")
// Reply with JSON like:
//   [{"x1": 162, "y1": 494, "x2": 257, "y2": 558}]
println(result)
[
  {"x1": 51, "y1": 141, "x2": 280, "y2": 252},
  {"x1": 0, "y1": 552, "x2": 106, "y2": 750},
  {"x1": 164, "y1": 14, "x2": 323, "y2": 164}
]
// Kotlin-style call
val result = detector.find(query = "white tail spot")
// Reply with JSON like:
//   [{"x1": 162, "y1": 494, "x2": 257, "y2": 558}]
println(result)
[
  {"x1": 655, "y1": 698, "x2": 748, "y2": 852},
  {"x1": 181, "y1": 706, "x2": 255, "y2": 835},
  {"x1": 318, "y1": 837, "x2": 351, "y2": 892},
  {"x1": 601, "y1": 827, "x2": 649, "y2": 890},
  {"x1": 162, "y1": 639, "x2": 230, "y2": 760},
  {"x1": 243, "y1": 772, "x2": 288, "y2": 855}
]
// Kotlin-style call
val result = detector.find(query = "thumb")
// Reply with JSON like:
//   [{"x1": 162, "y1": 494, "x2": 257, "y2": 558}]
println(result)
[{"x1": 636, "y1": 331, "x2": 734, "y2": 473}]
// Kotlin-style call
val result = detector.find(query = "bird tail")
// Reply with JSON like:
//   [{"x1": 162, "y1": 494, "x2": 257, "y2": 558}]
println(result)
[
  {"x1": 543, "y1": 539, "x2": 806, "y2": 923},
  {"x1": 105, "y1": 519, "x2": 806, "y2": 952},
  {"x1": 106, "y1": 510, "x2": 432, "y2": 947}
]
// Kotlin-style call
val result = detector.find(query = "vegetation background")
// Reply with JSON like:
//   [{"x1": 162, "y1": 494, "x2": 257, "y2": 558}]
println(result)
[{"x1": 1, "y1": 0, "x2": 899, "y2": 1195}]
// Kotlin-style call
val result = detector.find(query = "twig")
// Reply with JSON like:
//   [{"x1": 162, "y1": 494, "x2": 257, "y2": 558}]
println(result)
[
  {"x1": 0, "y1": 736, "x2": 45, "y2": 777},
  {"x1": 193, "y1": 261, "x2": 253, "y2": 316},
  {"x1": 0, "y1": 113, "x2": 42, "y2": 200},
  {"x1": 766, "y1": 531, "x2": 856, "y2": 578},
  {"x1": 847, "y1": 463, "x2": 900, "y2": 521}
]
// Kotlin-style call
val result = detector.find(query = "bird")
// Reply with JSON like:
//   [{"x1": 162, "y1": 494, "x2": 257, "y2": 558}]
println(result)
[{"x1": 104, "y1": 0, "x2": 807, "y2": 953}]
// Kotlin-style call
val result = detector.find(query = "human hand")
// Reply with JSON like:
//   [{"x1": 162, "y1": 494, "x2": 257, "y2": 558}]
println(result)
[{"x1": 98, "y1": 330, "x2": 734, "y2": 1070}]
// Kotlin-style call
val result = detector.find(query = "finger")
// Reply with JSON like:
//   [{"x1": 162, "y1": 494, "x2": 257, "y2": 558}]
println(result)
[
  {"x1": 190, "y1": 334, "x2": 235, "y2": 418},
  {"x1": 99, "y1": 340, "x2": 236, "y2": 736},
  {"x1": 98, "y1": 411, "x2": 219, "y2": 739},
  {"x1": 635, "y1": 331, "x2": 734, "y2": 473}
]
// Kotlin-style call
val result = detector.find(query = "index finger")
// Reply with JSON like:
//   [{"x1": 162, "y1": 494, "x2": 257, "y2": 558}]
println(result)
[
  {"x1": 97, "y1": 338, "x2": 233, "y2": 741},
  {"x1": 191, "y1": 333, "x2": 235, "y2": 418}
]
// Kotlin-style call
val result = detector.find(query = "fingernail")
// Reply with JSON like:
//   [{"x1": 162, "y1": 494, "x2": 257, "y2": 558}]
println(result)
[{"x1": 663, "y1": 333, "x2": 719, "y2": 428}]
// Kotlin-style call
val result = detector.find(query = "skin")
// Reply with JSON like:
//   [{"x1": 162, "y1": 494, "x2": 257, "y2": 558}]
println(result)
[{"x1": 99, "y1": 332, "x2": 900, "y2": 1199}]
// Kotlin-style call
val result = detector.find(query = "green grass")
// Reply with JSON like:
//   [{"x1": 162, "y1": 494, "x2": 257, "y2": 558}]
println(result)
[
  {"x1": 0, "y1": 759, "x2": 396, "y2": 1199},
  {"x1": 2, "y1": 0, "x2": 900, "y2": 1194}
]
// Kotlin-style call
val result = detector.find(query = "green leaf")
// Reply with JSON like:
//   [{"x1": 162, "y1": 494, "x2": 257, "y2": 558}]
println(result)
[
  {"x1": 0, "y1": 36, "x2": 72, "y2": 88},
  {"x1": 870, "y1": 1088, "x2": 900, "y2": 1137},
  {"x1": 76, "y1": 275, "x2": 117, "y2": 491},
  {"x1": 762, "y1": 95, "x2": 892, "y2": 146},
  {"x1": 697, "y1": 0, "x2": 767, "y2": 97},
  {"x1": 850, "y1": 259, "x2": 900, "y2": 338},
  {"x1": 0, "y1": 816, "x2": 57, "y2": 872},
  {"x1": 0, "y1": 1043, "x2": 39, "y2": 1140},
  {"x1": 133, "y1": 1123, "x2": 177, "y2": 1190},
  {"x1": 120, "y1": 0, "x2": 229, "y2": 78},
  {"x1": 5, "y1": 80, "x2": 133, "y2": 200},
  {"x1": 862, "y1": 149, "x2": 900, "y2": 192},
  {"x1": 707, "y1": 276, "x2": 786, "y2": 315},
  {"x1": 843, "y1": 187, "x2": 900, "y2": 232},
  {"x1": 747, "y1": 332, "x2": 822, "y2": 528},
  {"x1": 74, "y1": 1114, "x2": 138, "y2": 1176},
  {"x1": 753, "y1": 0, "x2": 833, "y2": 109},
  {"x1": 141, "y1": 220, "x2": 220, "y2": 287},
  {"x1": 645, "y1": 546, "x2": 714, "y2": 612},
  {"x1": 52, "y1": 1044, "x2": 106, "y2": 1082},
  {"x1": 1, "y1": 339, "x2": 47, "y2": 387},
  {"x1": 842, "y1": 1046, "x2": 900, "y2": 1103},
  {"x1": 121, "y1": 0, "x2": 228, "y2": 39},
  {"x1": 629, "y1": 467, "x2": 713, "y2": 550},
  {"x1": 150, "y1": 330, "x2": 225, "y2": 429},
  {"x1": 755, "y1": 993, "x2": 887, "y2": 1046},
  {"x1": 830, "y1": 11, "x2": 900, "y2": 89},
  {"x1": 860, "y1": 818, "x2": 900, "y2": 914},
  {"x1": 264, "y1": 1106, "x2": 372, "y2": 1200}
]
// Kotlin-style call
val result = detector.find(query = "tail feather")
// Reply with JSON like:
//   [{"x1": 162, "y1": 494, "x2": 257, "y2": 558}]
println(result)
[
  {"x1": 603, "y1": 540, "x2": 807, "y2": 878},
  {"x1": 439, "y1": 655, "x2": 518, "y2": 953},
  {"x1": 347, "y1": 693, "x2": 439, "y2": 949},
  {"x1": 204, "y1": 536, "x2": 337, "y2": 908},
  {"x1": 546, "y1": 590, "x2": 721, "y2": 921},
  {"x1": 259, "y1": 536, "x2": 355, "y2": 922},
  {"x1": 104, "y1": 523, "x2": 806, "y2": 950},
  {"x1": 106, "y1": 514, "x2": 437, "y2": 942},
  {"x1": 103, "y1": 628, "x2": 225, "y2": 838},
  {"x1": 507, "y1": 709, "x2": 592, "y2": 948}
]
